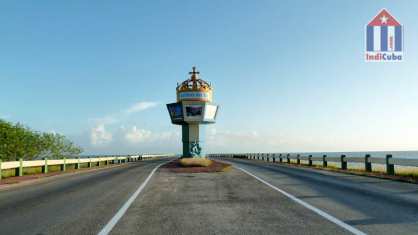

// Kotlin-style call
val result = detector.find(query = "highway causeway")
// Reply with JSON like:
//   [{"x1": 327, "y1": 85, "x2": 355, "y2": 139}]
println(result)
[{"x1": 0, "y1": 157, "x2": 417, "y2": 235}]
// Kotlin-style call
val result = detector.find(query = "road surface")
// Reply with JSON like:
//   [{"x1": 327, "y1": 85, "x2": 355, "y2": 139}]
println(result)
[
  {"x1": 220, "y1": 158, "x2": 418, "y2": 235},
  {"x1": 0, "y1": 157, "x2": 417, "y2": 234},
  {"x1": 0, "y1": 158, "x2": 171, "y2": 235}
]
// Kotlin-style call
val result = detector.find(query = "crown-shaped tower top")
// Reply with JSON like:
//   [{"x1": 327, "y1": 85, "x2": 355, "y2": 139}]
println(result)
[
  {"x1": 177, "y1": 66, "x2": 212, "y2": 93},
  {"x1": 176, "y1": 66, "x2": 213, "y2": 102}
]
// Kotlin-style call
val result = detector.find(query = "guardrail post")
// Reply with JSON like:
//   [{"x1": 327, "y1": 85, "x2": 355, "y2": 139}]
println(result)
[
  {"x1": 16, "y1": 158, "x2": 23, "y2": 177},
  {"x1": 323, "y1": 155, "x2": 327, "y2": 167},
  {"x1": 61, "y1": 157, "x2": 66, "y2": 171},
  {"x1": 341, "y1": 155, "x2": 347, "y2": 170},
  {"x1": 287, "y1": 154, "x2": 290, "y2": 164},
  {"x1": 297, "y1": 154, "x2": 300, "y2": 164},
  {"x1": 75, "y1": 157, "x2": 80, "y2": 169},
  {"x1": 386, "y1": 154, "x2": 395, "y2": 175},
  {"x1": 42, "y1": 158, "x2": 48, "y2": 173},
  {"x1": 0, "y1": 160, "x2": 2, "y2": 180},
  {"x1": 365, "y1": 154, "x2": 372, "y2": 172},
  {"x1": 308, "y1": 155, "x2": 312, "y2": 166}
]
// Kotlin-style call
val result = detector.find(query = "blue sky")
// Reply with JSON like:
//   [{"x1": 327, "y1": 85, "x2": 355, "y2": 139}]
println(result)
[{"x1": 1, "y1": 0, "x2": 417, "y2": 154}]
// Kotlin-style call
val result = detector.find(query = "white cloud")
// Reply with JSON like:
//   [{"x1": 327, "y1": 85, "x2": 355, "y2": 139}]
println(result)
[
  {"x1": 79, "y1": 123, "x2": 180, "y2": 154},
  {"x1": 87, "y1": 101, "x2": 159, "y2": 147},
  {"x1": 90, "y1": 124, "x2": 113, "y2": 145},
  {"x1": 125, "y1": 101, "x2": 158, "y2": 114},
  {"x1": 89, "y1": 101, "x2": 158, "y2": 126},
  {"x1": 155, "y1": 131, "x2": 180, "y2": 141},
  {"x1": 124, "y1": 126, "x2": 152, "y2": 143},
  {"x1": 89, "y1": 116, "x2": 118, "y2": 126},
  {"x1": 123, "y1": 126, "x2": 180, "y2": 144},
  {"x1": 205, "y1": 126, "x2": 285, "y2": 153}
]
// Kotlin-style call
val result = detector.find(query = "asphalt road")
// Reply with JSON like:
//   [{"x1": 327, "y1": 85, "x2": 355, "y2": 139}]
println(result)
[
  {"x1": 1, "y1": 157, "x2": 417, "y2": 235},
  {"x1": 111, "y1": 164, "x2": 350, "y2": 235},
  {"x1": 0, "y1": 158, "x2": 172, "y2": 235},
  {"x1": 220, "y1": 158, "x2": 418, "y2": 235}
]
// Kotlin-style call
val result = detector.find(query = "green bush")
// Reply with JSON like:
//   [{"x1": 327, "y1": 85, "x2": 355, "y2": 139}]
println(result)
[{"x1": 0, "y1": 119, "x2": 82, "y2": 161}]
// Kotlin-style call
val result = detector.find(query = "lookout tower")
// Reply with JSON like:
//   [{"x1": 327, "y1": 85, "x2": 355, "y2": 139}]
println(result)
[{"x1": 166, "y1": 67, "x2": 219, "y2": 158}]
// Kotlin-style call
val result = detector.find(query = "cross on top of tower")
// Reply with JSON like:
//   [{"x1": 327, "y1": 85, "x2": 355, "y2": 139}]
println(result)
[{"x1": 189, "y1": 66, "x2": 199, "y2": 80}]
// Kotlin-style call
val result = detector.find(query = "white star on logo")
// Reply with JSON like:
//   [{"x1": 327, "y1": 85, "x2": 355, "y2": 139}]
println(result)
[{"x1": 380, "y1": 15, "x2": 388, "y2": 24}]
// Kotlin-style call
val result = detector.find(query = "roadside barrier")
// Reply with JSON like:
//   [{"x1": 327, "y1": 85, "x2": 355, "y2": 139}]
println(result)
[
  {"x1": 208, "y1": 153, "x2": 418, "y2": 176},
  {"x1": 0, "y1": 154, "x2": 173, "y2": 180}
]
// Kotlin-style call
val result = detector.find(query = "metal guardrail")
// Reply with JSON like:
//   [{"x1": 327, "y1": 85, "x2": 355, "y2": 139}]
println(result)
[
  {"x1": 208, "y1": 153, "x2": 418, "y2": 176},
  {"x1": 0, "y1": 154, "x2": 173, "y2": 180}
]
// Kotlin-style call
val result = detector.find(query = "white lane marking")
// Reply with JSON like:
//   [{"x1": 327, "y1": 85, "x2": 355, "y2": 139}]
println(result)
[
  {"x1": 234, "y1": 164, "x2": 367, "y2": 235},
  {"x1": 97, "y1": 160, "x2": 170, "y2": 235}
]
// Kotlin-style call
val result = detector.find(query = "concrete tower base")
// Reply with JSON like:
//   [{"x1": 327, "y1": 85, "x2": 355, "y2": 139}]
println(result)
[{"x1": 182, "y1": 124, "x2": 205, "y2": 158}]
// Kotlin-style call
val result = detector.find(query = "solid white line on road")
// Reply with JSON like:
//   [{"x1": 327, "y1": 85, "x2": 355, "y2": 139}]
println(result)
[
  {"x1": 235, "y1": 165, "x2": 367, "y2": 235},
  {"x1": 97, "y1": 160, "x2": 170, "y2": 235}
]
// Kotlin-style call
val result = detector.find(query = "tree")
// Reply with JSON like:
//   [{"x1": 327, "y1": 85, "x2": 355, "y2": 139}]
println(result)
[{"x1": 0, "y1": 119, "x2": 83, "y2": 161}]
